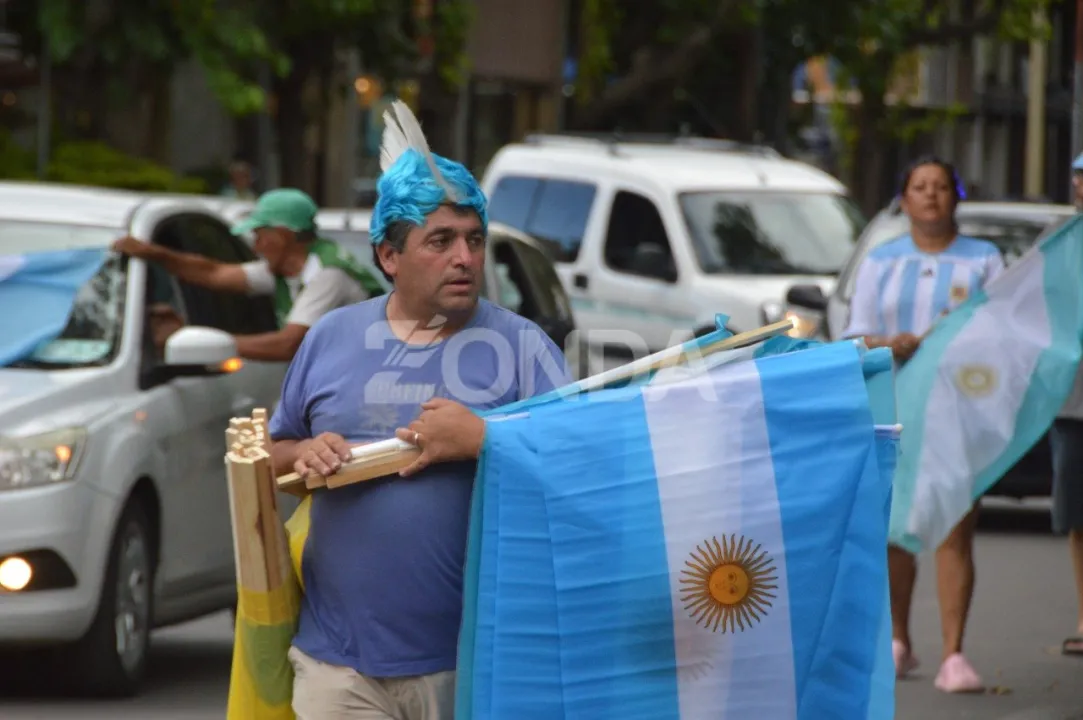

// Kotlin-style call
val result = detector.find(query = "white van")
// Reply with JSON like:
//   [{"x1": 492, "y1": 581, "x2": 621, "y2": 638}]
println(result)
[{"x1": 480, "y1": 135, "x2": 866, "y2": 370}]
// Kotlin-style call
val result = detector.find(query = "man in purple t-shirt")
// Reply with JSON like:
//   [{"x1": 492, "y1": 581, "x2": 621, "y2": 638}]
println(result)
[{"x1": 267, "y1": 103, "x2": 572, "y2": 720}]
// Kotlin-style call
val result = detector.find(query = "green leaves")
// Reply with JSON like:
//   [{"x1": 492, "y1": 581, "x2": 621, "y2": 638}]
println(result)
[
  {"x1": 30, "y1": 0, "x2": 475, "y2": 118},
  {"x1": 577, "y1": 0, "x2": 621, "y2": 104},
  {"x1": 37, "y1": 0, "x2": 82, "y2": 62},
  {"x1": 435, "y1": 0, "x2": 476, "y2": 89}
]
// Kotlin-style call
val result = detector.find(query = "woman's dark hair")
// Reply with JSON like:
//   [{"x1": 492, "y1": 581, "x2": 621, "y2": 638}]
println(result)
[{"x1": 898, "y1": 155, "x2": 967, "y2": 202}]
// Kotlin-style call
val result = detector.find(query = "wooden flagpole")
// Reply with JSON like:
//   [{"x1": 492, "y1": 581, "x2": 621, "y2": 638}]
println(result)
[
  {"x1": 224, "y1": 409, "x2": 301, "y2": 719},
  {"x1": 274, "y1": 319, "x2": 795, "y2": 494},
  {"x1": 225, "y1": 409, "x2": 294, "y2": 598}
]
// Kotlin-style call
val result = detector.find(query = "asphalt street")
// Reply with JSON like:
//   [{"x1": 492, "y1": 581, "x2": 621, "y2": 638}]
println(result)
[{"x1": 0, "y1": 501, "x2": 1080, "y2": 719}]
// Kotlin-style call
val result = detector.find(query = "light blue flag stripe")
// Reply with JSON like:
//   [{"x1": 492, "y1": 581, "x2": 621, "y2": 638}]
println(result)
[
  {"x1": 866, "y1": 425, "x2": 900, "y2": 720},
  {"x1": 759, "y1": 342, "x2": 886, "y2": 719},
  {"x1": 492, "y1": 432, "x2": 565, "y2": 718},
  {"x1": 0, "y1": 248, "x2": 109, "y2": 367}
]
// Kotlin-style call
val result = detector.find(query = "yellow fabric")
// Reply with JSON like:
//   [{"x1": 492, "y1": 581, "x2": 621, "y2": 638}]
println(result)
[
  {"x1": 226, "y1": 497, "x2": 312, "y2": 720},
  {"x1": 284, "y1": 494, "x2": 313, "y2": 592}
]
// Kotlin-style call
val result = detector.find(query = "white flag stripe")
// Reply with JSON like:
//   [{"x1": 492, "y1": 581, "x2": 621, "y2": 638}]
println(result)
[
  {"x1": 909, "y1": 249, "x2": 1051, "y2": 543},
  {"x1": 644, "y1": 360, "x2": 796, "y2": 718},
  {"x1": 0, "y1": 255, "x2": 25, "y2": 283}
]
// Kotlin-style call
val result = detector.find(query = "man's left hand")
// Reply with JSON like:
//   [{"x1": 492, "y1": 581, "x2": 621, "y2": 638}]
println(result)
[{"x1": 395, "y1": 397, "x2": 485, "y2": 477}]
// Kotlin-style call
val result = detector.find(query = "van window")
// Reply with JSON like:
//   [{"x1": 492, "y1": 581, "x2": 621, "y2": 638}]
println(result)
[
  {"x1": 679, "y1": 191, "x2": 864, "y2": 275},
  {"x1": 603, "y1": 191, "x2": 677, "y2": 283},
  {"x1": 488, "y1": 177, "x2": 540, "y2": 229},
  {"x1": 487, "y1": 175, "x2": 596, "y2": 263}
]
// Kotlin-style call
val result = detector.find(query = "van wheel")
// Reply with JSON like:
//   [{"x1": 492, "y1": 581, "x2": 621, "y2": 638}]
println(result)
[{"x1": 66, "y1": 501, "x2": 154, "y2": 697}]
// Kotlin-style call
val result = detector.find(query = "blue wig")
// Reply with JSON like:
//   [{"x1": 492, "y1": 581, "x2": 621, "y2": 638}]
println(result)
[{"x1": 369, "y1": 148, "x2": 488, "y2": 245}]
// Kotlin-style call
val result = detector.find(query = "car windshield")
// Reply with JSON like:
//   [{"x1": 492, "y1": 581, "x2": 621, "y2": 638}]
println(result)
[
  {"x1": 839, "y1": 209, "x2": 1070, "y2": 300},
  {"x1": 679, "y1": 191, "x2": 866, "y2": 275},
  {"x1": 0, "y1": 221, "x2": 125, "y2": 369}
]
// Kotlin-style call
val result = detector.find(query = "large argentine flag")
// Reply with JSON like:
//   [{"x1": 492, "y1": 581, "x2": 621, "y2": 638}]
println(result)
[
  {"x1": 457, "y1": 339, "x2": 897, "y2": 720},
  {"x1": 0, "y1": 249, "x2": 109, "y2": 367},
  {"x1": 890, "y1": 214, "x2": 1083, "y2": 554}
]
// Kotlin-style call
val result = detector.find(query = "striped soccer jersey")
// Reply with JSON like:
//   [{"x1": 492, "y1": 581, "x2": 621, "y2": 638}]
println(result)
[{"x1": 844, "y1": 234, "x2": 1005, "y2": 339}]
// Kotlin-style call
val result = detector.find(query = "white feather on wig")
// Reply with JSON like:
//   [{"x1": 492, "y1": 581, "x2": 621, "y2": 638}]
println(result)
[{"x1": 379, "y1": 99, "x2": 461, "y2": 202}]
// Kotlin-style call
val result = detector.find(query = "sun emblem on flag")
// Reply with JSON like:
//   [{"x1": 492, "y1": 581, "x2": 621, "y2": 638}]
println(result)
[
  {"x1": 955, "y1": 364, "x2": 997, "y2": 398},
  {"x1": 680, "y1": 534, "x2": 778, "y2": 633}
]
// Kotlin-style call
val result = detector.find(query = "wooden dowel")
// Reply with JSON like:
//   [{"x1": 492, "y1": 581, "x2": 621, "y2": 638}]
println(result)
[{"x1": 273, "y1": 319, "x2": 794, "y2": 493}]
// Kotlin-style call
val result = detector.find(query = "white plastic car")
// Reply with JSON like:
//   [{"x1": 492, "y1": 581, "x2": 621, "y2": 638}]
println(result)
[
  {"x1": 0, "y1": 181, "x2": 288, "y2": 696},
  {"x1": 480, "y1": 134, "x2": 866, "y2": 372}
]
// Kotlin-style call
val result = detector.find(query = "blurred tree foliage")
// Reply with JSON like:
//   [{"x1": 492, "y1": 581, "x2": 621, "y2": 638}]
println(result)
[
  {"x1": 15, "y1": 0, "x2": 472, "y2": 189},
  {"x1": 46, "y1": 141, "x2": 206, "y2": 192},
  {"x1": 808, "y1": 0, "x2": 1052, "y2": 212},
  {"x1": 0, "y1": 129, "x2": 205, "y2": 192},
  {"x1": 572, "y1": 0, "x2": 1051, "y2": 211}
]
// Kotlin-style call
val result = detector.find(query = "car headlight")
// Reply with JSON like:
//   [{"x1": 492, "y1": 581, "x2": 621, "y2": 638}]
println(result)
[
  {"x1": 761, "y1": 302, "x2": 823, "y2": 339},
  {"x1": 0, "y1": 428, "x2": 87, "y2": 491},
  {"x1": 784, "y1": 308, "x2": 823, "y2": 339}
]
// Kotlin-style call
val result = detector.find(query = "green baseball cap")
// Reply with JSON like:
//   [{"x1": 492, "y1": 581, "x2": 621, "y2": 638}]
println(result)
[{"x1": 230, "y1": 188, "x2": 318, "y2": 236}]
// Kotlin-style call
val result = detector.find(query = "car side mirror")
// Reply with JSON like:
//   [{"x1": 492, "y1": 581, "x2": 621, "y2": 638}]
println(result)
[
  {"x1": 630, "y1": 243, "x2": 677, "y2": 282},
  {"x1": 785, "y1": 284, "x2": 828, "y2": 312},
  {"x1": 164, "y1": 326, "x2": 243, "y2": 375}
]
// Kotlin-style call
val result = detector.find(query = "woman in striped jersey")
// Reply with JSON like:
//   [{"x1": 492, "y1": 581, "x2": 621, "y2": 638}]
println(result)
[{"x1": 844, "y1": 157, "x2": 1004, "y2": 694}]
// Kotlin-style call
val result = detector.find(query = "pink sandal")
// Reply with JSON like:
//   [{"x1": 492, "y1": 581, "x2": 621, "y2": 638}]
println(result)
[{"x1": 934, "y1": 653, "x2": 984, "y2": 693}]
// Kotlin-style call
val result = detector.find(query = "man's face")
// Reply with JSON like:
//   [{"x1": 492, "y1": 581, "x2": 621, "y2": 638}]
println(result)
[
  {"x1": 378, "y1": 205, "x2": 486, "y2": 320},
  {"x1": 252, "y1": 226, "x2": 295, "y2": 274}
]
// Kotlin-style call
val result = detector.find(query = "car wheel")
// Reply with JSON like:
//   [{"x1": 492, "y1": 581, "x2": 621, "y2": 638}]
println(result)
[{"x1": 67, "y1": 500, "x2": 155, "y2": 697}]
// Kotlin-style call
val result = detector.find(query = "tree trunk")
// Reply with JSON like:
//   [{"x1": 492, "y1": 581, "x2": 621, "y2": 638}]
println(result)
[
  {"x1": 273, "y1": 41, "x2": 319, "y2": 191},
  {"x1": 144, "y1": 66, "x2": 173, "y2": 166},
  {"x1": 418, "y1": 72, "x2": 460, "y2": 157},
  {"x1": 853, "y1": 93, "x2": 888, "y2": 217},
  {"x1": 731, "y1": 30, "x2": 760, "y2": 141},
  {"x1": 54, "y1": 52, "x2": 110, "y2": 142},
  {"x1": 273, "y1": 70, "x2": 308, "y2": 190},
  {"x1": 573, "y1": 0, "x2": 739, "y2": 127}
]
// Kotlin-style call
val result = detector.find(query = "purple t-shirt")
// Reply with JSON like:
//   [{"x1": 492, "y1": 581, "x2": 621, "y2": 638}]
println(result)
[{"x1": 269, "y1": 295, "x2": 572, "y2": 677}]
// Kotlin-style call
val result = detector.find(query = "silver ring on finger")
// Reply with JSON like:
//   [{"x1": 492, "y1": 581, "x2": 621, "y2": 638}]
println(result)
[{"x1": 413, "y1": 431, "x2": 423, "y2": 447}]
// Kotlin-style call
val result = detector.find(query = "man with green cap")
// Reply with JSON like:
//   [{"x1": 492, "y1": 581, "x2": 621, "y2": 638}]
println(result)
[{"x1": 113, "y1": 188, "x2": 384, "y2": 362}]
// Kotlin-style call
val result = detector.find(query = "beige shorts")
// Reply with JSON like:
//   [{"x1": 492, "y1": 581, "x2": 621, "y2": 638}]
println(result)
[{"x1": 288, "y1": 646, "x2": 456, "y2": 720}]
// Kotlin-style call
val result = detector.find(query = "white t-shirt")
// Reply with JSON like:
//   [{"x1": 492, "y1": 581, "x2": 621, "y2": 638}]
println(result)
[{"x1": 241, "y1": 253, "x2": 369, "y2": 327}]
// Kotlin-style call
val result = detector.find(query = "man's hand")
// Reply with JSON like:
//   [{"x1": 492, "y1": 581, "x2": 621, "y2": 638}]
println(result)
[
  {"x1": 395, "y1": 398, "x2": 485, "y2": 477},
  {"x1": 890, "y1": 332, "x2": 922, "y2": 362},
  {"x1": 294, "y1": 432, "x2": 353, "y2": 477},
  {"x1": 113, "y1": 236, "x2": 156, "y2": 259}
]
